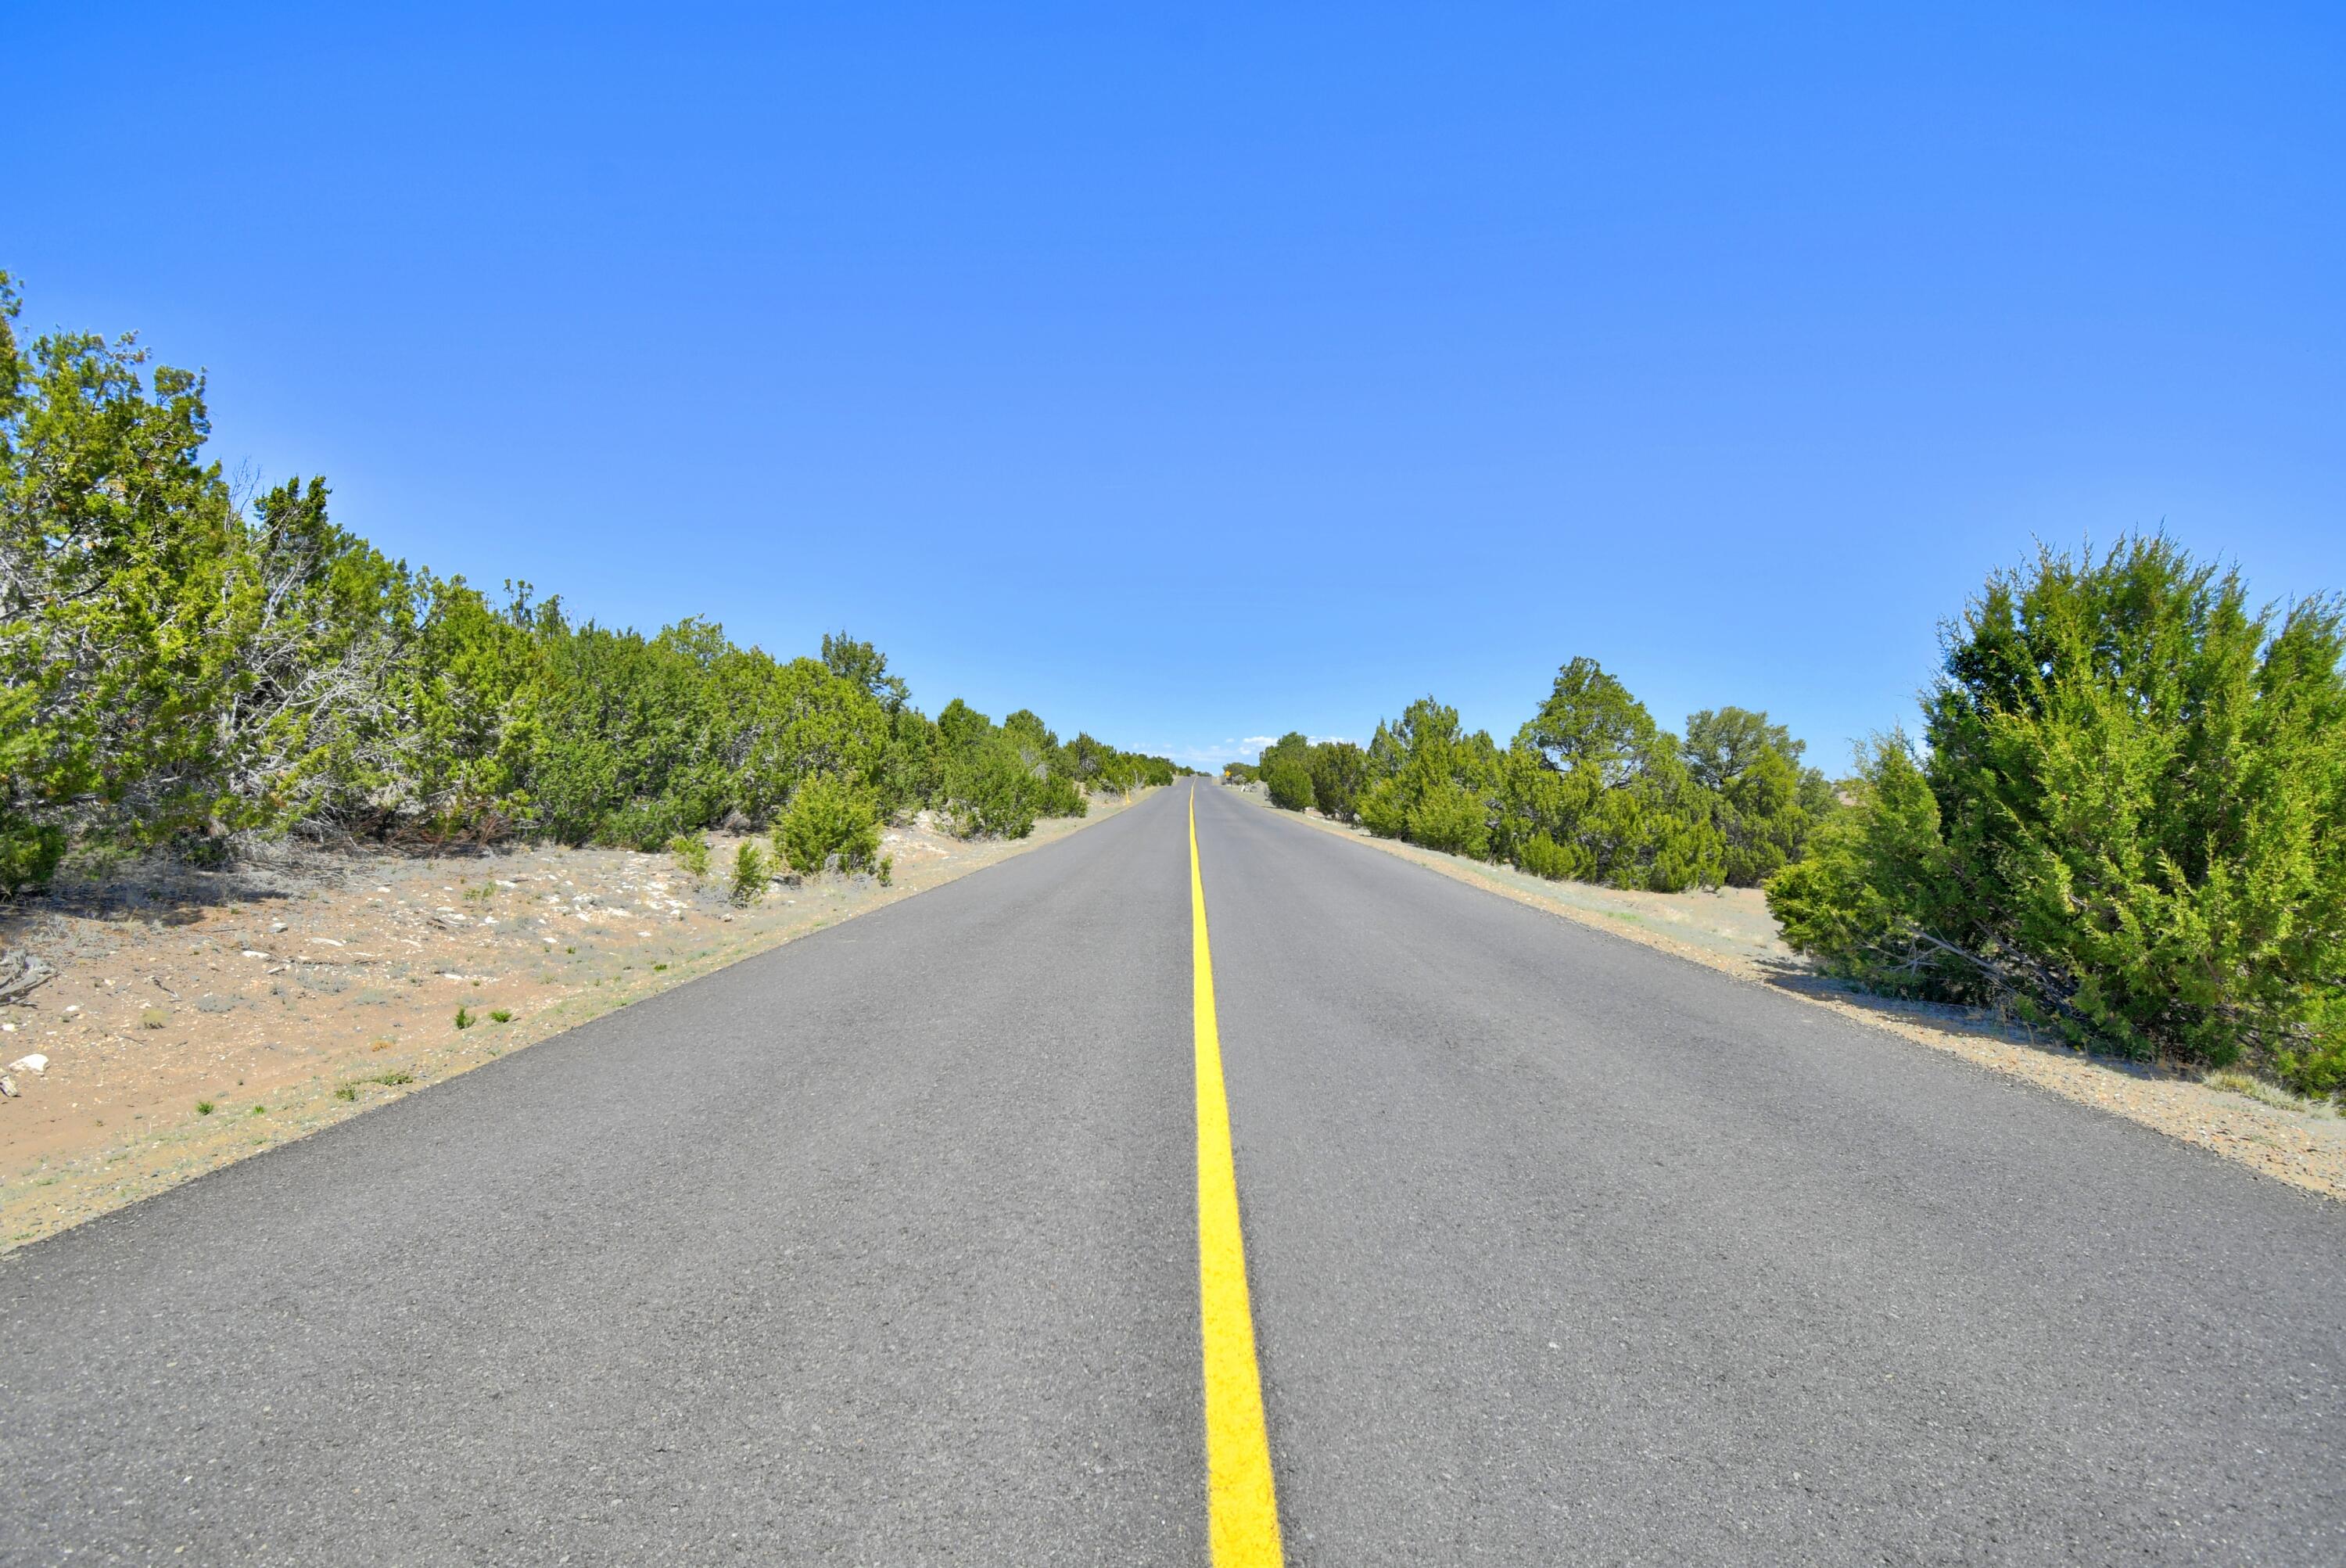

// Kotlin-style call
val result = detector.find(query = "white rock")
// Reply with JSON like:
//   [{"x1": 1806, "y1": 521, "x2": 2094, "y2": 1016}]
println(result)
[
  {"x1": 6, "y1": 1053, "x2": 46, "y2": 1075},
  {"x1": 0, "y1": 1075, "x2": 15, "y2": 1099},
  {"x1": 242, "y1": 949, "x2": 269, "y2": 959}
]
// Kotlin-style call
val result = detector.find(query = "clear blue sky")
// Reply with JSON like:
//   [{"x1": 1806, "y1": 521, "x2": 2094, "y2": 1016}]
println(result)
[{"x1": 12, "y1": 2, "x2": 2342, "y2": 770}]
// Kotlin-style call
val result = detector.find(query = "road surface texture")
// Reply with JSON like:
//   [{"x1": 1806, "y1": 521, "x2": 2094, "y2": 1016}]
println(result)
[{"x1": 4, "y1": 784, "x2": 2341, "y2": 1564}]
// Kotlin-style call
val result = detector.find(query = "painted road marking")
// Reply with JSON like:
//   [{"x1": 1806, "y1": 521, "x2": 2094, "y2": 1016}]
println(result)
[{"x1": 1189, "y1": 788, "x2": 1285, "y2": 1567}]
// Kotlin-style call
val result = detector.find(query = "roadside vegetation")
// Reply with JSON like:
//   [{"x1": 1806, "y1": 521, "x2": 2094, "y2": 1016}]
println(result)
[
  {"x1": 1769, "y1": 538, "x2": 2344, "y2": 1098},
  {"x1": 1236, "y1": 675, "x2": 1833, "y2": 895},
  {"x1": 1242, "y1": 536, "x2": 2344, "y2": 1108},
  {"x1": 0, "y1": 271, "x2": 1182, "y2": 897}
]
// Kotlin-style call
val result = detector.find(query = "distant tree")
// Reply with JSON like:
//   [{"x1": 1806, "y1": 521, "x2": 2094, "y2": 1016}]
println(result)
[
  {"x1": 1512, "y1": 659, "x2": 1722, "y2": 891},
  {"x1": 1683, "y1": 706, "x2": 1827, "y2": 886}
]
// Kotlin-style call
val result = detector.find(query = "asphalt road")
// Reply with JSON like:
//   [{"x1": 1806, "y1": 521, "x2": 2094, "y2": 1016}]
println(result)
[{"x1": 4, "y1": 784, "x2": 2341, "y2": 1565}]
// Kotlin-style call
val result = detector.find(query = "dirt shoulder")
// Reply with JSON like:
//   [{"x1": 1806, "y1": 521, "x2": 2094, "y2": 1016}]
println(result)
[
  {"x1": 0, "y1": 794, "x2": 1158, "y2": 1252},
  {"x1": 1225, "y1": 785, "x2": 2346, "y2": 1204}
]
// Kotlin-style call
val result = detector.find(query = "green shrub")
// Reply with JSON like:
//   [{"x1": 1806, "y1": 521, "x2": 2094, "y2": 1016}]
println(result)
[
  {"x1": 1405, "y1": 775, "x2": 1490, "y2": 858},
  {"x1": 777, "y1": 775, "x2": 882, "y2": 874},
  {"x1": 1264, "y1": 757, "x2": 1315, "y2": 811},
  {"x1": 1516, "y1": 832, "x2": 1586, "y2": 881},
  {"x1": 454, "y1": 1006, "x2": 474, "y2": 1029},
  {"x1": 595, "y1": 797, "x2": 698, "y2": 853},
  {"x1": 1770, "y1": 537, "x2": 2346, "y2": 1080},
  {"x1": 0, "y1": 820, "x2": 65, "y2": 896},
  {"x1": 730, "y1": 841, "x2": 770, "y2": 904},
  {"x1": 667, "y1": 833, "x2": 712, "y2": 877},
  {"x1": 1308, "y1": 741, "x2": 1369, "y2": 823},
  {"x1": 1356, "y1": 777, "x2": 1408, "y2": 838},
  {"x1": 1032, "y1": 772, "x2": 1088, "y2": 820},
  {"x1": 942, "y1": 739, "x2": 1036, "y2": 840}
]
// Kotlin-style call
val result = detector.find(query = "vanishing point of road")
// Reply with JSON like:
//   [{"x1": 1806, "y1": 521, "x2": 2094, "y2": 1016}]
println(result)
[{"x1": 4, "y1": 784, "x2": 2341, "y2": 1565}]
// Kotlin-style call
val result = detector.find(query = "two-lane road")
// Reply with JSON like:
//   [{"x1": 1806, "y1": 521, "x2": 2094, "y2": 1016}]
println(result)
[{"x1": 5, "y1": 784, "x2": 2341, "y2": 1563}]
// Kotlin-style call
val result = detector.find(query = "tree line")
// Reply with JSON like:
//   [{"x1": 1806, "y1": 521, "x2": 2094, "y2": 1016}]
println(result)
[
  {"x1": 1239, "y1": 537, "x2": 2344, "y2": 1103},
  {"x1": 0, "y1": 271, "x2": 1182, "y2": 893},
  {"x1": 1233, "y1": 668, "x2": 1835, "y2": 895}
]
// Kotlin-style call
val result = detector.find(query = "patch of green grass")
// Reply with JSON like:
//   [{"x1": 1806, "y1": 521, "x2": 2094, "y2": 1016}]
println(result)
[
  {"x1": 334, "y1": 1085, "x2": 358, "y2": 1101},
  {"x1": 371, "y1": 1069, "x2": 414, "y2": 1087},
  {"x1": 489, "y1": 1009, "x2": 512, "y2": 1023},
  {"x1": 195, "y1": 1100, "x2": 215, "y2": 1115},
  {"x1": 454, "y1": 1006, "x2": 475, "y2": 1030},
  {"x1": 249, "y1": 1103, "x2": 267, "y2": 1116},
  {"x1": 652, "y1": 963, "x2": 668, "y2": 972}
]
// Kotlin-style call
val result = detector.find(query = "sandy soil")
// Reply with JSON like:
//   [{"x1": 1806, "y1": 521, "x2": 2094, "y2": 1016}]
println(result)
[
  {"x1": 0, "y1": 795, "x2": 1156, "y2": 1252},
  {"x1": 1236, "y1": 786, "x2": 2346, "y2": 1204}
]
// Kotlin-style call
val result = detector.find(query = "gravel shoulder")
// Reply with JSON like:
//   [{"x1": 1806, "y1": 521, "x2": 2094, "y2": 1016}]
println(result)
[
  {"x1": 1221, "y1": 784, "x2": 2346, "y2": 1203},
  {"x1": 0, "y1": 793, "x2": 1159, "y2": 1252}
]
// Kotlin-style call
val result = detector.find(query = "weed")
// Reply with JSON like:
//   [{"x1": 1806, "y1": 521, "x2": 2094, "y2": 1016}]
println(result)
[
  {"x1": 652, "y1": 963, "x2": 668, "y2": 972},
  {"x1": 334, "y1": 1085, "x2": 357, "y2": 1101},
  {"x1": 565, "y1": 945, "x2": 576, "y2": 955},
  {"x1": 195, "y1": 1100, "x2": 215, "y2": 1115},
  {"x1": 371, "y1": 1070, "x2": 414, "y2": 1087},
  {"x1": 877, "y1": 855, "x2": 894, "y2": 888},
  {"x1": 2205, "y1": 1069, "x2": 2328, "y2": 1115},
  {"x1": 454, "y1": 1006, "x2": 475, "y2": 1029},
  {"x1": 490, "y1": 1009, "x2": 512, "y2": 1023},
  {"x1": 368, "y1": 1038, "x2": 393, "y2": 1052},
  {"x1": 249, "y1": 1104, "x2": 267, "y2": 1116},
  {"x1": 139, "y1": 1006, "x2": 168, "y2": 1028}
]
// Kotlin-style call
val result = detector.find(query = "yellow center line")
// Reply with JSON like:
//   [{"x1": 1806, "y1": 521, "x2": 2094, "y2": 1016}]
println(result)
[{"x1": 1189, "y1": 786, "x2": 1286, "y2": 1566}]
